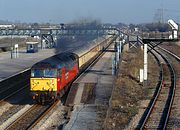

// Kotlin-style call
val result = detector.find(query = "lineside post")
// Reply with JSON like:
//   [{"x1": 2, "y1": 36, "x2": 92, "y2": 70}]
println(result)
[
  {"x1": 112, "y1": 53, "x2": 116, "y2": 75},
  {"x1": 143, "y1": 42, "x2": 148, "y2": 86}
]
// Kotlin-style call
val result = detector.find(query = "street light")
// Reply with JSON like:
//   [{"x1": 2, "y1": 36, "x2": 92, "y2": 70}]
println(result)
[{"x1": 11, "y1": 34, "x2": 13, "y2": 59}]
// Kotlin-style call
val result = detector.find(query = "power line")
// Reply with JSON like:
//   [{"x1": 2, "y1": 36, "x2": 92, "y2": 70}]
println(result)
[{"x1": 153, "y1": 8, "x2": 180, "y2": 23}]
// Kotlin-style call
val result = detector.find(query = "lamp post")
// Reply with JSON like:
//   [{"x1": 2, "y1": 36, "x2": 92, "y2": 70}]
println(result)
[{"x1": 11, "y1": 34, "x2": 13, "y2": 59}]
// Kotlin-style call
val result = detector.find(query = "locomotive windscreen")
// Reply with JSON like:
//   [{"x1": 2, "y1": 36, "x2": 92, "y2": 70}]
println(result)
[{"x1": 31, "y1": 69, "x2": 57, "y2": 78}]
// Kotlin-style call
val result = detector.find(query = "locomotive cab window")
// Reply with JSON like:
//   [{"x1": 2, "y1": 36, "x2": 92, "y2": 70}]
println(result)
[
  {"x1": 31, "y1": 69, "x2": 44, "y2": 77},
  {"x1": 31, "y1": 69, "x2": 57, "y2": 77},
  {"x1": 44, "y1": 69, "x2": 57, "y2": 77}
]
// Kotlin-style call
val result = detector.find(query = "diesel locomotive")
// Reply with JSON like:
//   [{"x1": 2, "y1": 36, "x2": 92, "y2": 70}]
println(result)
[{"x1": 30, "y1": 35, "x2": 116, "y2": 103}]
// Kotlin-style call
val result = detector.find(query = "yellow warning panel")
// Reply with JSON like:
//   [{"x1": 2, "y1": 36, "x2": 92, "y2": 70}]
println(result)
[{"x1": 30, "y1": 78, "x2": 57, "y2": 91}]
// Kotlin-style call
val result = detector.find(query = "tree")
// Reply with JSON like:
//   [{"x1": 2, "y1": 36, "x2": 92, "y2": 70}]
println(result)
[{"x1": 31, "y1": 23, "x2": 39, "y2": 29}]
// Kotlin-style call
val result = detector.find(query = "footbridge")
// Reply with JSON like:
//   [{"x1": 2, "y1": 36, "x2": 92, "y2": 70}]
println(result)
[
  {"x1": 0, "y1": 27, "x2": 121, "y2": 36},
  {"x1": 0, "y1": 27, "x2": 126, "y2": 48}
]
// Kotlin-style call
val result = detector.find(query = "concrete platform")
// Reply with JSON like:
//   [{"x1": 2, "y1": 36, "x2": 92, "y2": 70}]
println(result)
[
  {"x1": 0, "y1": 48, "x2": 56, "y2": 81},
  {"x1": 0, "y1": 37, "x2": 96, "y2": 82},
  {"x1": 0, "y1": 36, "x2": 103, "y2": 82},
  {"x1": 65, "y1": 44, "x2": 116, "y2": 130}
]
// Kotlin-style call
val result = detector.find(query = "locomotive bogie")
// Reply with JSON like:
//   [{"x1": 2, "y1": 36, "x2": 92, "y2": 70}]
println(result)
[{"x1": 32, "y1": 91, "x2": 57, "y2": 104}]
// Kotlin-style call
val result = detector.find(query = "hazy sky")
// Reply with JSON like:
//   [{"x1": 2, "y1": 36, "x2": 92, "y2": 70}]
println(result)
[{"x1": 0, "y1": 0, "x2": 179, "y2": 24}]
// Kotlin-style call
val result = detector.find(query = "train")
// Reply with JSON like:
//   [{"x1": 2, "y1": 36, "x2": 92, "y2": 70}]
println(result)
[{"x1": 30, "y1": 35, "x2": 116, "y2": 104}]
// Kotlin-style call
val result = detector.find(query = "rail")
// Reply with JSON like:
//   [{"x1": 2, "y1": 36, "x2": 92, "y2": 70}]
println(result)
[
  {"x1": 6, "y1": 100, "x2": 59, "y2": 130},
  {"x1": 136, "y1": 44, "x2": 176, "y2": 129},
  {"x1": 28, "y1": 100, "x2": 59, "y2": 130},
  {"x1": 157, "y1": 48, "x2": 176, "y2": 129},
  {"x1": 136, "y1": 49, "x2": 164, "y2": 129},
  {"x1": 0, "y1": 69, "x2": 30, "y2": 100},
  {"x1": 158, "y1": 46, "x2": 180, "y2": 61}
]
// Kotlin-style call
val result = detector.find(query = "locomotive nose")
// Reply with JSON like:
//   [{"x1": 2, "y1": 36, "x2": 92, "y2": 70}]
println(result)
[{"x1": 30, "y1": 78, "x2": 57, "y2": 91}]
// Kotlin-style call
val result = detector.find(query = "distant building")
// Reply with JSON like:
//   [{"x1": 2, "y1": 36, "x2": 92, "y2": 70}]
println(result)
[
  {"x1": 26, "y1": 42, "x2": 39, "y2": 53},
  {"x1": 0, "y1": 24, "x2": 15, "y2": 29},
  {"x1": 134, "y1": 27, "x2": 139, "y2": 32}
]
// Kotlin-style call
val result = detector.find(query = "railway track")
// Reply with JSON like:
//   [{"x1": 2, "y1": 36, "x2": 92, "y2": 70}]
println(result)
[
  {"x1": 136, "y1": 45, "x2": 176, "y2": 129},
  {"x1": 6, "y1": 100, "x2": 59, "y2": 130},
  {"x1": 0, "y1": 69, "x2": 30, "y2": 101},
  {"x1": 0, "y1": 84, "x2": 29, "y2": 104},
  {"x1": 159, "y1": 47, "x2": 180, "y2": 129},
  {"x1": 158, "y1": 46, "x2": 180, "y2": 61}
]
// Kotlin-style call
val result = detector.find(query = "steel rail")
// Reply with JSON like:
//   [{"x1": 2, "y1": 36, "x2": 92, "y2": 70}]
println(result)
[
  {"x1": 136, "y1": 50, "x2": 164, "y2": 130},
  {"x1": 158, "y1": 46, "x2": 180, "y2": 61},
  {"x1": 28, "y1": 100, "x2": 59, "y2": 130},
  {"x1": 156, "y1": 47, "x2": 177, "y2": 129},
  {"x1": 148, "y1": 41, "x2": 180, "y2": 61},
  {"x1": 6, "y1": 100, "x2": 59, "y2": 130},
  {"x1": 136, "y1": 43, "x2": 176, "y2": 129},
  {"x1": 6, "y1": 104, "x2": 39, "y2": 130}
]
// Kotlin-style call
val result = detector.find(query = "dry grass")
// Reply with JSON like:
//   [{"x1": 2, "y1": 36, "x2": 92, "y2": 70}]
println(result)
[{"x1": 104, "y1": 47, "x2": 159, "y2": 130}]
